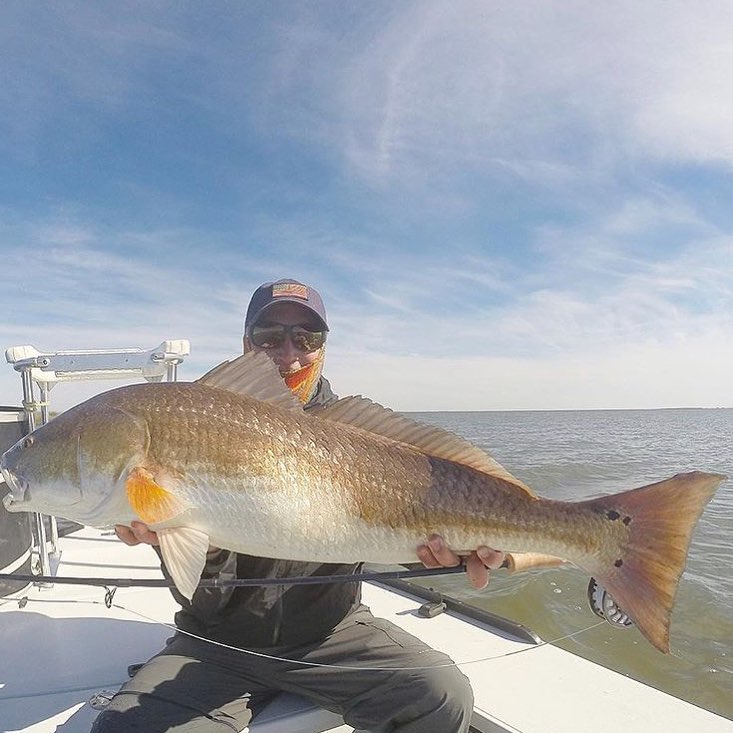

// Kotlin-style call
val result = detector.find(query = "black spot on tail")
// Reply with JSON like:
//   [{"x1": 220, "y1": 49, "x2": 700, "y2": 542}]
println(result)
[
  {"x1": 614, "y1": 559, "x2": 624, "y2": 568},
  {"x1": 606, "y1": 510, "x2": 621, "y2": 521}
]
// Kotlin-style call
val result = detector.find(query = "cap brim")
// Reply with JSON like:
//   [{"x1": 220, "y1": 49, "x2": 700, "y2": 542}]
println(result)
[{"x1": 248, "y1": 301, "x2": 329, "y2": 332}]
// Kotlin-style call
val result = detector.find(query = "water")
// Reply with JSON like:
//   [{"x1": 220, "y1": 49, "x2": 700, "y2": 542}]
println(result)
[{"x1": 405, "y1": 408, "x2": 733, "y2": 719}]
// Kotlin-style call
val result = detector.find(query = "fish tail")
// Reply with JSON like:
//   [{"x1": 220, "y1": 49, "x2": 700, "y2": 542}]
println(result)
[{"x1": 583, "y1": 470, "x2": 725, "y2": 653}]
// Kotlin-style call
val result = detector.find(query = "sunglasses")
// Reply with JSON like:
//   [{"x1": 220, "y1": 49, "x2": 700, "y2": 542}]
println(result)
[{"x1": 250, "y1": 323, "x2": 326, "y2": 352}]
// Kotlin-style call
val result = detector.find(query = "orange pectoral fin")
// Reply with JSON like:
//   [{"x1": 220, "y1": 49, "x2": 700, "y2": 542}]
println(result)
[{"x1": 125, "y1": 466, "x2": 189, "y2": 525}]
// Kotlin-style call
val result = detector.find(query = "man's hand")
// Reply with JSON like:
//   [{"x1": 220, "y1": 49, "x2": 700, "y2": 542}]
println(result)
[
  {"x1": 115, "y1": 521, "x2": 159, "y2": 546},
  {"x1": 416, "y1": 534, "x2": 505, "y2": 590}
]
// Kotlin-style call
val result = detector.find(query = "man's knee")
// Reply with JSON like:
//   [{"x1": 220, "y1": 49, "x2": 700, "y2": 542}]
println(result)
[
  {"x1": 415, "y1": 665, "x2": 474, "y2": 725},
  {"x1": 347, "y1": 665, "x2": 473, "y2": 732}
]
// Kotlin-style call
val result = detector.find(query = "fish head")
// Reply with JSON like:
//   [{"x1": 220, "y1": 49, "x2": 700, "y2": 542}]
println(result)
[{"x1": 1, "y1": 395, "x2": 148, "y2": 525}]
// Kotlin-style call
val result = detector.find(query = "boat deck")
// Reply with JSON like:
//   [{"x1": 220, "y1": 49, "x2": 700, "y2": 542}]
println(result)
[{"x1": 0, "y1": 526, "x2": 730, "y2": 733}]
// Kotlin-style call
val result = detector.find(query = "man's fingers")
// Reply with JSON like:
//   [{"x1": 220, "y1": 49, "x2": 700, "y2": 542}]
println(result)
[
  {"x1": 416, "y1": 536, "x2": 506, "y2": 592},
  {"x1": 477, "y1": 546, "x2": 506, "y2": 570},
  {"x1": 115, "y1": 521, "x2": 160, "y2": 546},
  {"x1": 114, "y1": 525, "x2": 139, "y2": 546},
  {"x1": 425, "y1": 534, "x2": 461, "y2": 567},
  {"x1": 416, "y1": 544, "x2": 441, "y2": 568},
  {"x1": 465, "y1": 553, "x2": 490, "y2": 589}
]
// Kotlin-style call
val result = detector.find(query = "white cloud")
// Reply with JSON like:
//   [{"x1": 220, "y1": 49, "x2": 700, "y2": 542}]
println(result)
[
  {"x1": 312, "y1": 1, "x2": 733, "y2": 183},
  {"x1": 6, "y1": 3, "x2": 733, "y2": 182},
  {"x1": 0, "y1": 206, "x2": 729, "y2": 414}
]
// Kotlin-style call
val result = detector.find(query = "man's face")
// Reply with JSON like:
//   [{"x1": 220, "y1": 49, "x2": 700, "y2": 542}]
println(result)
[{"x1": 243, "y1": 302, "x2": 324, "y2": 375}]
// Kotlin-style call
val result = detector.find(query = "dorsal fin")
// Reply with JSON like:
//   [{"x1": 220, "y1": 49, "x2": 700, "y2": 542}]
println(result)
[
  {"x1": 314, "y1": 396, "x2": 537, "y2": 497},
  {"x1": 196, "y1": 352, "x2": 303, "y2": 412}
]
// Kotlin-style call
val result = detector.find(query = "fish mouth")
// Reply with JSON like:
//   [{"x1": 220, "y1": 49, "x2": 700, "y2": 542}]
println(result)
[{"x1": 0, "y1": 468, "x2": 29, "y2": 509}]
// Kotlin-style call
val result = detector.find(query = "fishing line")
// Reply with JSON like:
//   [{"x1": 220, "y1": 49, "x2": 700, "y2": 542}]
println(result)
[
  {"x1": 112, "y1": 599, "x2": 609, "y2": 670},
  {"x1": 5, "y1": 592, "x2": 607, "y2": 672},
  {"x1": 146, "y1": 614, "x2": 608, "y2": 671}
]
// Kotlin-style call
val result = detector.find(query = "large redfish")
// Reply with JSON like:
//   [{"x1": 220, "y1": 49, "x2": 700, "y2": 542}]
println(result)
[{"x1": 0, "y1": 352, "x2": 724, "y2": 652}]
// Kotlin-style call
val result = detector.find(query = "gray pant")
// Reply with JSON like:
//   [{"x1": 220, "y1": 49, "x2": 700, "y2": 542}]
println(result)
[{"x1": 90, "y1": 605, "x2": 474, "y2": 733}]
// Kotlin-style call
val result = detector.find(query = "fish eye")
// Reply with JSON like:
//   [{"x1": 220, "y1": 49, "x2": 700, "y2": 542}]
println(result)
[{"x1": 22, "y1": 436, "x2": 34, "y2": 449}]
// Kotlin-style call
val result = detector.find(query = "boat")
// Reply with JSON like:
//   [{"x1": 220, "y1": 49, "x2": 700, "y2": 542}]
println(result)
[{"x1": 1, "y1": 341, "x2": 730, "y2": 733}]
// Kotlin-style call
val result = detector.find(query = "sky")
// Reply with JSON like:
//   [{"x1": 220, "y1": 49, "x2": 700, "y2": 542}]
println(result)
[{"x1": 1, "y1": 1, "x2": 732, "y2": 412}]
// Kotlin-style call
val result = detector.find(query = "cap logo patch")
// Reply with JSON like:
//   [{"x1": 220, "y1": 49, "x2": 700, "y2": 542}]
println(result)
[{"x1": 272, "y1": 282, "x2": 308, "y2": 300}]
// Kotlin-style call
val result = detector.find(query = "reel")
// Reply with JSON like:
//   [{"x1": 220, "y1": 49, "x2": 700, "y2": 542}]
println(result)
[{"x1": 587, "y1": 577, "x2": 633, "y2": 629}]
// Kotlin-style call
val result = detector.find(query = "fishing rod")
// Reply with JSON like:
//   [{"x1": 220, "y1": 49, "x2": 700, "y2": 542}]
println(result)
[
  {"x1": 0, "y1": 551, "x2": 566, "y2": 590},
  {"x1": 0, "y1": 561, "x2": 633, "y2": 630},
  {"x1": 0, "y1": 564, "x2": 469, "y2": 590}
]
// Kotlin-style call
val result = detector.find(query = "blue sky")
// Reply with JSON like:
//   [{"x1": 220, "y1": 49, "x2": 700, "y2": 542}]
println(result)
[{"x1": 1, "y1": 1, "x2": 732, "y2": 411}]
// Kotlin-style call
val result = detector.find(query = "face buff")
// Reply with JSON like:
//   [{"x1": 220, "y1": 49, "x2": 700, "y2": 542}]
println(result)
[{"x1": 283, "y1": 346, "x2": 325, "y2": 404}]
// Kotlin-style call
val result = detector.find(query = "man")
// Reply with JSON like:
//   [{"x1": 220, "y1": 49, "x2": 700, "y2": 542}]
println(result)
[{"x1": 94, "y1": 278, "x2": 504, "y2": 733}]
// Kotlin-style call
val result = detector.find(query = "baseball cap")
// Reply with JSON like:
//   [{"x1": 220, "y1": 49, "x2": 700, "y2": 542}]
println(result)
[{"x1": 244, "y1": 279, "x2": 329, "y2": 333}]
